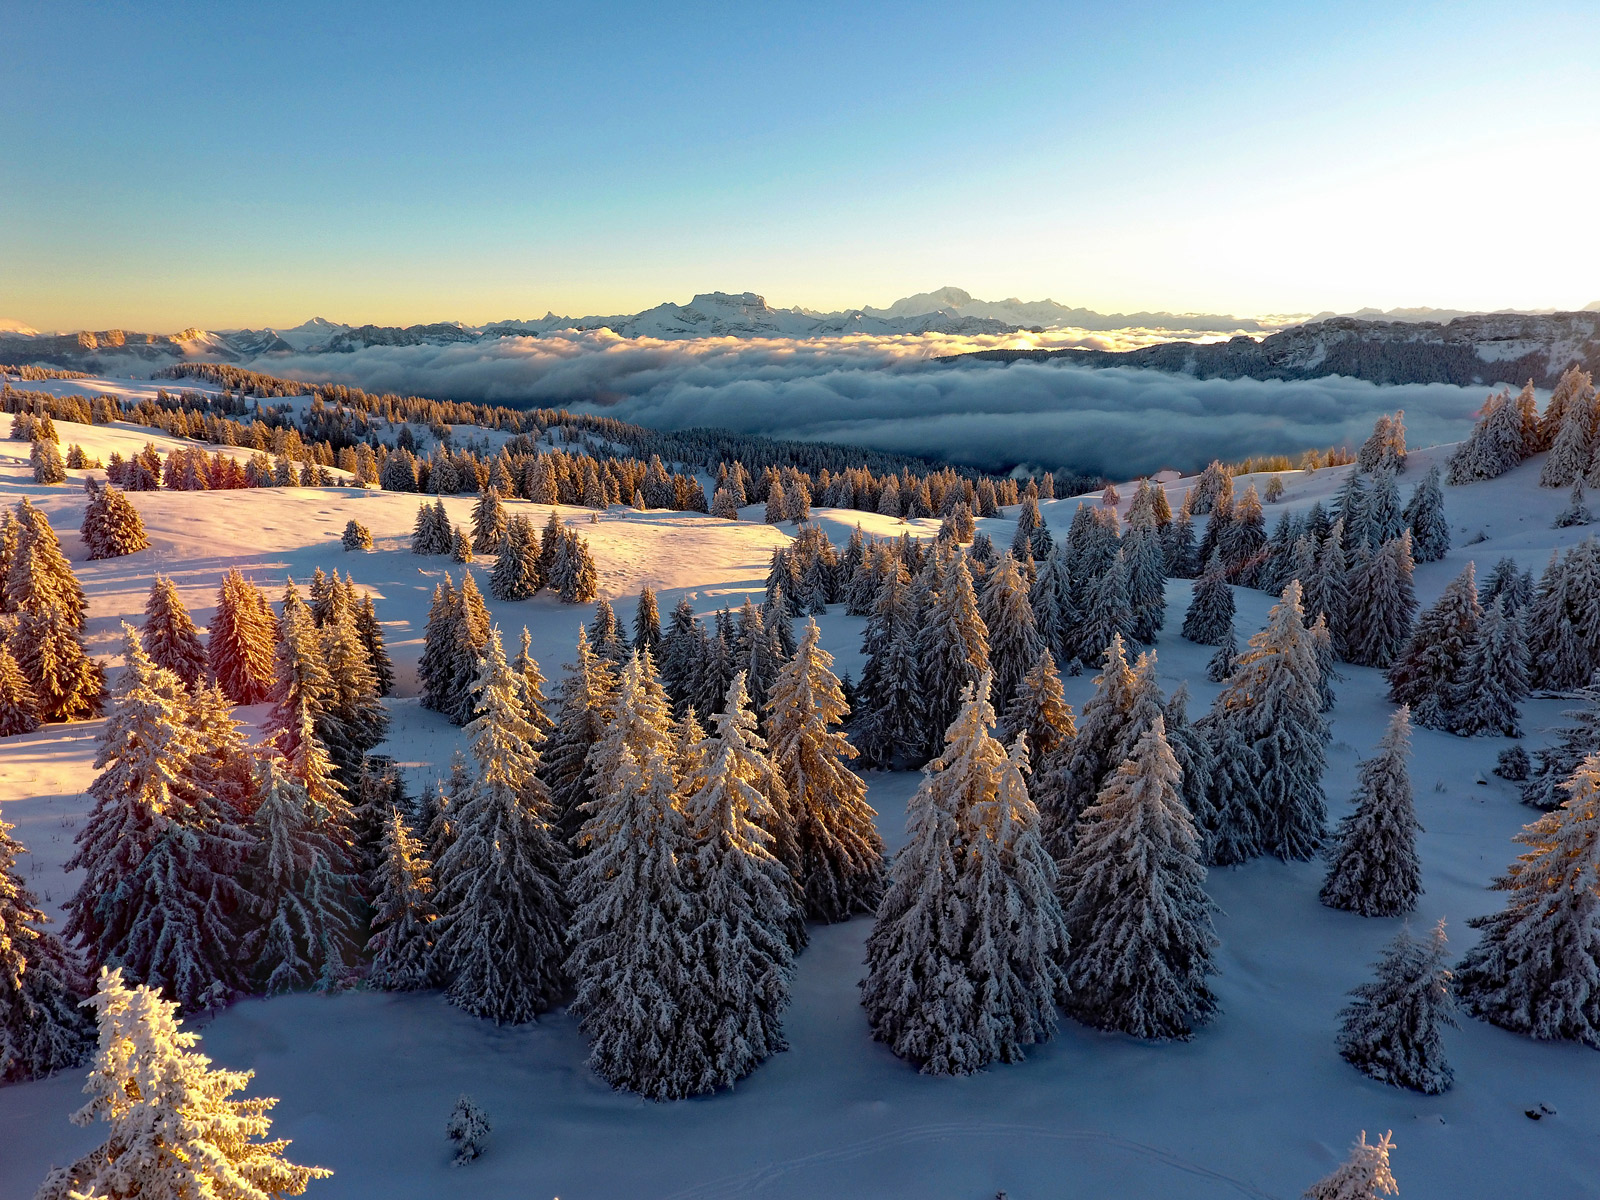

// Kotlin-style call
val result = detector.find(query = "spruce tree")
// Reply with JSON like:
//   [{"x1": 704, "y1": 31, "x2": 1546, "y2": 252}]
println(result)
[
  {"x1": 8, "y1": 499, "x2": 86, "y2": 628},
  {"x1": 0, "y1": 810, "x2": 92, "y2": 1083},
  {"x1": 1205, "y1": 621, "x2": 1238, "y2": 684},
  {"x1": 1522, "y1": 678, "x2": 1600, "y2": 810},
  {"x1": 1060, "y1": 716, "x2": 1218, "y2": 1038},
  {"x1": 1320, "y1": 706, "x2": 1421, "y2": 916},
  {"x1": 1202, "y1": 708, "x2": 1265, "y2": 865},
  {"x1": 366, "y1": 806, "x2": 438, "y2": 991},
  {"x1": 541, "y1": 628, "x2": 619, "y2": 846},
  {"x1": 855, "y1": 559, "x2": 925, "y2": 768},
  {"x1": 633, "y1": 585, "x2": 662, "y2": 657},
  {"x1": 207, "y1": 570, "x2": 277, "y2": 706},
  {"x1": 141, "y1": 576, "x2": 206, "y2": 689},
  {"x1": 35, "y1": 968, "x2": 329, "y2": 1200},
  {"x1": 1403, "y1": 465, "x2": 1450, "y2": 562},
  {"x1": 489, "y1": 515, "x2": 542, "y2": 600},
  {"x1": 1030, "y1": 547, "x2": 1078, "y2": 670},
  {"x1": 317, "y1": 588, "x2": 389, "y2": 782},
  {"x1": 767, "y1": 620, "x2": 886, "y2": 923},
  {"x1": 1001, "y1": 650, "x2": 1075, "y2": 766},
  {"x1": 341, "y1": 519, "x2": 372, "y2": 551},
  {"x1": 979, "y1": 552, "x2": 1043, "y2": 714},
  {"x1": 1213, "y1": 580, "x2": 1328, "y2": 860},
  {"x1": 1455, "y1": 753, "x2": 1600, "y2": 1046},
  {"x1": 431, "y1": 632, "x2": 570, "y2": 1023},
  {"x1": 470, "y1": 486, "x2": 508, "y2": 555},
  {"x1": 566, "y1": 741, "x2": 706, "y2": 1098},
  {"x1": 1076, "y1": 550, "x2": 1135, "y2": 663},
  {"x1": 1181, "y1": 553, "x2": 1234, "y2": 645},
  {"x1": 1344, "y1": 533, "x2": 1418, "y2": 669},
  {"x1": 239, "y1": 756, "x2": 364, "y2": 995},
  {"x1": 1162, "y1": 684, "x2": 1218, "y2": 856},
  {"x1": 1038, "y1": 634, "x2": 1134, "y2": 859},
  {"x1": 354, "y1": 592, "x2": 394, "y2": 697},
  {"x1": 1303, "y1": 1131, "x2": 1399, "y2": 1200},
  {"x1": 0, "y1": 645, "x2": 41, "y2": 736},
  {"x1": 1337, "y1": 920, "x2": 1456, "y2": 1094},
  {"x1": 915, "y1": 553, "x2": 990, "y2": 757},
  {"x1": 1387, "y1": 562, "x2": 1482, "y2": 732},
  {"x1": 1452, "y1": 593, "x2": 1528, "y2": 738},
  {"x1": 80, "y1": 481, "x2": 149, "y2": 560}
]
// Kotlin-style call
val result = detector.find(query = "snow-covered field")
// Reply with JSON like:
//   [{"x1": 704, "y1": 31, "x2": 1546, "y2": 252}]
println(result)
[{"x1": 0, "y1": 392, "x2": 1595, "y2": 1199}]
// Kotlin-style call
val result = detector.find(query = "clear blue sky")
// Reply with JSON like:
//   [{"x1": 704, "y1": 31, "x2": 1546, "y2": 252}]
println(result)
[{"x1": 5, "y1": 1, "x2": 1598, "y2": 330}]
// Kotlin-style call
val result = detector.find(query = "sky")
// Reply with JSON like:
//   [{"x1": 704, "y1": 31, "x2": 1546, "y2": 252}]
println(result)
[{"x1": 4, "y1": 1, "x2": 1600, "y2": 332}]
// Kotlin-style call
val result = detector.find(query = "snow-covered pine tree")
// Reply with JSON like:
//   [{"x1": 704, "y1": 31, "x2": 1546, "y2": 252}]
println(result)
[
  {"x1": 365, "y1": 806, "x2": 438, "y2": 991},
  {"x1": 1303, "y1": 1131, "x2": 1399, "y2": 1200},
  {"x1": 583, "y1": 652, "x2": 676, "y2": 835},
  {"x1": 1554, "y1": 480, "x2": 1594, "y2": 528},
  {"x1": 8, "y1": 499, "x2": 86, "y2": 628},
  {"x1": 411, "y1": 498, "x2": 452, "y2": 555},
  {"x1": 80, "y1": 481, "x2": 148, "y2": 560},
  {"x1": 552, "y1": 528, "x2": 600, "y2": 603},
  {"x1": 633, "y1": 585, "x2": 662, "y2": 658},
  {"x1": 979, "y1": 552, "x2": 1043, "y2": 714},
  {"x1": 1075, "y1": 549, "x2": 1135, "y2": 664},
  {"x1": 767, "y1": 619, "x2": 886, "y2": 923},
  {"x1": 0, "y1": 645, "x2": 42, "y2": 736},
  {"x1": 30, "y1": 436, "x2": 65, "y2": 484},
  {"x1": 1030, "y1": 546, "x2": 1078, "y2": 670},
  {"x1": 431, "y1": 632, "x2": 570, "y2": 1023},
  {"x1": 1181, "y1": 553, "x2": 1234, "y2": 644},
  {"x1": 855, "y1": 558, "x2": 926, "y2": 768},
  {"x1": 1523, "y1": 547, "x2": 1591, "y2": 691},
  {"x1": 238, "y1": 756, "x2": 364, "y2": 995},
  {"x1": 1540, "y1": 370, "x2": 1599, "y2": 487},
  {"x1": 1304, "y1": 522, "x2": 1350, "y2": 656},
  {"x1": 1205, "y1": 621, "x2": 1238, "y2": 683},
  {"x1": 1386, "y1": 561, "x2": 1482, "y2": 731},
  {"x1": 1521, "y1": 678, "x2": 1600, "y2": 810},
  {"x1": 1125, "y1": 524, "x2": 1168, "y2": 642},
  {"x1": 1455, "y1": 752, "x2": 1600, "y2": 1046},
  {"x1": 34, "y1": 967, "x2": 329, "y2": 1200},
  {"x1": 1344, "y1": 532, "x2": 1418, "y2": 669},
  {"x1": 1402, "y1": 465, "x2": 1450, "y2": 562},
  {"x1": 1162, "y1": 684, "x2": 1218, "y2": 853},
  {"x1": 1320, "y1": 706, "x2": 1421, "y2": 916},
  {"x1": 141, "y1": 576, "x2": 206, "y2": 689},
  {"x1": 1060, "y1": 716, "x2": 1218, "y2": 1038},
  {"x1": 341, "y1": 519, "x2": 372, "y2": 551},
  {"x1": 1001, "y1": 650, "x2": 1075, "y2": 767},
  {"x1": 0, "y1": 809, "x2": 92, "y2": 1083},
  {"x1": 566, "y1": 740, "x2": 707, "y2": 1098},
  {"x1": 446, "y1": 1094, "x2": 490, "y2": 1165},
  {"x1": 470, "y1": 486, "x2": 508, "y2": 555},
  {"x1": 1447, "y1": 385, "x2": 1530, "y2": 483},
  {"x1": 263, "y1": 601, "x2": 335, "y2": 768},
  {"x1": 1452, "y1": 593, "x2": 1529, "y2": 738},
  {"x1": 1213, "y1": 580, "x2": 1328, "y2": 860},
  {"x1": 318, "y1": 588, "x2": 389, "y2": 781},
  {"x1": 489, "y1": 515, "x2": 541, "y2": 600},
  {"x1": 1163, "y1": 492, "x2": 1198, "y2": 578},
  {"x1": 207, "y1": 570, "x2": 277, "y2": 705},
  {"x1": 915, "y1": 553, "x2": 990, "y2": 757},
  {"x1": 1036, "y1": 633, "x2": 1134, "y2": 859},
  {"x1": 1337, "y1": 919, "x2": 1455, "y2": 1094},
  {"x1": 1538, "y1": 365, "x2": 1595, "y2": 456},
  {"x1": 351, "y1": 590, "x2": 394, "y2": 697}
]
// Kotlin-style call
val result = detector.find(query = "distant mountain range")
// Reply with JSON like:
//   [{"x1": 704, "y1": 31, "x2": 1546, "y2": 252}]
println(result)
[{"x1": 5, "y1": 290, "x2": 1600, "y2": 391}]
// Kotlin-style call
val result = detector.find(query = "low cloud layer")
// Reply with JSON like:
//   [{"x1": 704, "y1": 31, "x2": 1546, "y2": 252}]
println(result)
[{"x1": 256, "y1": 331, "x2": 1492, "y2": 477}]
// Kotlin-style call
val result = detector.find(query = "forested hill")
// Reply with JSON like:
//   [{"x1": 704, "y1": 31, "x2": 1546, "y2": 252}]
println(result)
[{"x1": 944, "y1": 311, "x2": 1600, "y2": 389}]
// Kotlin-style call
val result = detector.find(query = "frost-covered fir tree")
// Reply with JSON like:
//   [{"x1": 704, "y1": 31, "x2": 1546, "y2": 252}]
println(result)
[
  {"x1": 0, "y1": 645, "x2": 41, "y2": 736},
  {"x1": 141, "y1": 576, "x2": 206, "y2": 689},
  {"x1": 767, "y1": 620, "x2": 886, "y2": 923},
  {"x1": 411, "y1": 498, "x2": 452, "y2": 555},
  {"x1": 207, "y1": 570, "x2": 277, "y2": 705},
  {"x1": 0, "y1": 810, "x2": 92, "y2": 1083},
  {"x1": 1037, "y1": 634, "x2": 1135, "y2": 859},
  {"x1": 1303, "y1": 1131, "x2": 1398, "y2": 1200},
  {"x1": 365, "y1": 806, "x2": 438, "y2": 991},
  {"x1": 659, "y1": 596, "x2": 702, "y2": 712},
  {"x1": 1447, "y1": 385, "x2": 1530, "y2": 483},
  {"x1": 34, "y1": 968, "x2": 329, "y2": 1200},
  {"x1": 1060, "y1": 716, "x2": 1218, "y2": 1038},
  {"x1": 1181, "y1": 553, "x2": 1234, "y2": 645},
  {"x1": 1344, "y1": 533, "x2": 1418, "y2": 669},
  {"x1": 855, "y1": 559, "x2": 925, "y2": 768},
  {"x1": 1211, "y1": 580, "x2": 1328, "y2": 860},
  {"x1": 861, "y1": 678, "x2": 1067, "y2": 1074},
  {"x1": 1338, "y1": 920, "x2": 1456, "y2": 1094},
  {"x1": 1076, "y1": 550, "x2": 1135, "y2": 664},
  {"x1": 489, "y1": 515, "x2": 541, "y2": 600},
  {"x1": 1030, "y1": 547, "x2": 1078, "y2": 670},
  {"x1": 915, "y1": 554, "x2": 990, "y2": 758},
  {"x1": 419, "y1": 573, "x2": 491, "y2": 725},
  {"x1": 1452, "y1": 593, "x2": 1528, "y2": 738},
  {"x1": 1402, "y1": 465, "x2": 1450, "y2": 562},
  {"x1": 1540, "y1": 371, "x2": 1598, "y2": 488},
  {"x1": 1554, "y1": 480, "x2": 1594, "y2": 528},
  {"x1": 8, "y1": 499, "x2": 86, "y2": 628},
  {"x1": 353, "y1": 591, "x2": 394, "y2": 697},
  {"x1": 341, "y1": 519, "x2": 372, "y2": 551},
  {"x1": 447, "y1": 1094, "x2": 491, "y2": 1165},
  {"x1": 978, "y1": 552, "x2": 1042, "y2": 713},
  {"x1": 1163, "y1": 684, "x2": 1219, "y2": 855},
  {"x1": 1205, "y1": 621, "x2": 1239, "y2": 684},
  {"x1": 1001, "y1": 650, "x2": 1075, "y2": 766},
  {"x1": 1521, "y1": 678, "x2": 1600, "y2": 810},
  {"x1": 550, "y1": 528, "x2": 599, "y2": 603},
  {"x1": 633, "y1": 585, "x2": 662, "y2": 658},
  {"x1": 1320, "y1": 706, "x2": 1421, "y2": 916},
  {"x1": 1125, "y1": 525, "x2": 1168, "y2": 641},
  {"x1": 1455, "y1": 753, "x2": 1600, "y2": 1046},
  {"x1": 431, "y1": 632, "x2": 570, "y2": 1023},
  {"x1": 1305, "y1": 522, "x2": 1350, "y2": 656},
  {"x1": 1387, "y1": 562, "x2": 1481, "y2": 732},
  {"x1": 470, "y1": 486, "x2": 508, "y2": 555},
  {"x1": 239, "y1": 756, "x2": 364, "y2": 995},
  {"x1": 80, "y1": 481, "x2": 148, "y2": 560}
]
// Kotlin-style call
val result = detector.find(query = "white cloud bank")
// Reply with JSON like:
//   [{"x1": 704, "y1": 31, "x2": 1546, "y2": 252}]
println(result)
[{"x1": 260, "y1": 331, "x2": 1492, "y2": 477}]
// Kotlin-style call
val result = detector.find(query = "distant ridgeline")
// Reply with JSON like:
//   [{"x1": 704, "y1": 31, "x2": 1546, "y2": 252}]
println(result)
[
  {"x1": 944, "y1": 311, "x2": 1600, "y2": 389},
  {"x1": 0, "y1": 362, "x2": 1105, "y2": 514}
]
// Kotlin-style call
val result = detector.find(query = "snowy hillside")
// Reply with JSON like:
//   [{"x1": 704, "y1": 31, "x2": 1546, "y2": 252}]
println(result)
[{"x1": 1, "y1": 390, "x2": 1598, "y2": 1199}]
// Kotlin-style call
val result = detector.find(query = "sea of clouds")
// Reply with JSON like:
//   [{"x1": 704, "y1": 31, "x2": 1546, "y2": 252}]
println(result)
[{"x1": 259, "y1": 330, "x2": 1495, "y2": 477}]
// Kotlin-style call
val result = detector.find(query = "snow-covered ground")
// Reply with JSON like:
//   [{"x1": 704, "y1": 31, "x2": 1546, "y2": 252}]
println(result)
[{"x1": 0, "y1": 401, "x2": 1595, "y2": 1199}]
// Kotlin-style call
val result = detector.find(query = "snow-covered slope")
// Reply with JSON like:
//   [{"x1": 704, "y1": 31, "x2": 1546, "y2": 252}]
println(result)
[{"x1": 0, "y1": 412, "x2": 1595, "y2": 1199}]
